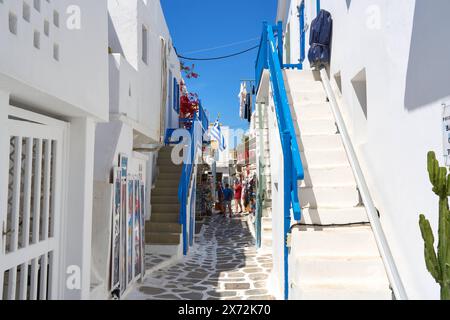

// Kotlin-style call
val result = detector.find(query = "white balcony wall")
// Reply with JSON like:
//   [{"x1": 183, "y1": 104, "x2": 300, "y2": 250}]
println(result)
[
  {"x1": 0, "y1": 0, "x2": 109, "y2": 121},
  {"x1": 108, "y1": 0, "x2": 182, "y2": 143},
  {"x1": 109, "y1": 54, "x2": 139, "y2": 125}
]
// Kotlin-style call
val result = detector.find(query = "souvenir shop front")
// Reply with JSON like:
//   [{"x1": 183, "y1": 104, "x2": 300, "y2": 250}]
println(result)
[
  {"x1": 196, "y1": 170, "x2": 214, "y2": 219},
  {"x1": 235, "y1": 136, "x2": 257, "y2": 215},
  {"x1": 92, "y1": 122, "x2": 150, "y2": 300},
  {"x1": 109, "y1": 153, "x2": 147, "y2": 299}
]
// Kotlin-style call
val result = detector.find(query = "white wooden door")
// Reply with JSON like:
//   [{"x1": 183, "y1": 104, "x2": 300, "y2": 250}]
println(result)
[{"x1": 0, "y1": 107, "x2": 67, "y2": 300}]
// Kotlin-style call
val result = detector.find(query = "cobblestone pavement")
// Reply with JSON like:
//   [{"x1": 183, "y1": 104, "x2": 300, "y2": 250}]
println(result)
[
  {"x1": 145, "y1": 253, "x2": 174, "y2": 270},
  {"x1": 126, "y1": 214, "x2": 274, "y2": 300}
]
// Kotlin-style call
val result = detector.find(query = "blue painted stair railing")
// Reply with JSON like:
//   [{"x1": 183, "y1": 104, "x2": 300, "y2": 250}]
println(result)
[
  {"x1": 169, "y1": 102, "x2": 209, "y2": 255},
  {"x1": 255, "y1": 22, "x2": 305, "y2": 300}
]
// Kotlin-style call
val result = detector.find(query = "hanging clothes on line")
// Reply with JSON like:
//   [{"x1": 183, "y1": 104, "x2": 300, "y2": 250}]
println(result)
[
  {"x1": 239, "y1": 80, "x2": 255, "y2": 122},
  {"x1": 238, "y1": 82, "x2": 247, "y2": 119},
  {"x1": 245, "y1": 92, "x2": 252, "y2": 123}
]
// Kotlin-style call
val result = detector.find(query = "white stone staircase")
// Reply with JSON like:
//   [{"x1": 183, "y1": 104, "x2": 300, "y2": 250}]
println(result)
[{"x1": 283, "y1": 69, "x2": 392, "y2": 300}]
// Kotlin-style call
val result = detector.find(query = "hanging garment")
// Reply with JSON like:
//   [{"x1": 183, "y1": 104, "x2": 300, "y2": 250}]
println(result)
[
  {"x1": 308, "y1": 10, "x2": 333, "y2": 69},
  {"x1": 239, "y1": 82, "x2": 247, "y2": 119},
  {"x1": 245, "y1": 93, "x2": 252, "y2": 122},
  {"x1": 238, "y1": 82, "x2": 244, "y2": 118},
  {"x1": 243, "y1": 92, "x2": 248, "y2": 120}
]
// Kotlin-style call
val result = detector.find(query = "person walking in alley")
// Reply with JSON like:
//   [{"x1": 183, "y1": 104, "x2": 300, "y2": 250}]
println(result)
[
  {"x1": 223, "y1": 183, "x2": 234, "y2": 218},
  {"x1": 217, "y1": 182, "x2": 225, "y2": 214},
  {"x1": 234, "y1": 180, "x2": 243, "y2": 214}
]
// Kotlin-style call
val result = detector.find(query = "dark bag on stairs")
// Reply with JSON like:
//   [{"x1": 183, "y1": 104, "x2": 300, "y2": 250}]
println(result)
[{"x1": 308, "y1": 9, "x2": 333, "y2": 69}]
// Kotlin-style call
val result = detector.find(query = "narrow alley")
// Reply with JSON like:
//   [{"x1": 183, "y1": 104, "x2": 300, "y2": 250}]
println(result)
[
  {"x1": 2, "y1": 0, "x2": 450, "y2": 305},
  {"x1": 126, "y1": 214, "x2": 274, "y2": 300}
]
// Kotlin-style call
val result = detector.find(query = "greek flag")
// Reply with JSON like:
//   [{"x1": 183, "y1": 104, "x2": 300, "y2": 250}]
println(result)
[{"x1": 210, "y1": 121, "x2": 226, "y2": 152}]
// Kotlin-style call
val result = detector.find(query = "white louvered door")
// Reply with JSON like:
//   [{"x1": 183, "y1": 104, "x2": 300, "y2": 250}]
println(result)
[{"x1": 0, "y1": 107, "x2": 67, "y2": 300}]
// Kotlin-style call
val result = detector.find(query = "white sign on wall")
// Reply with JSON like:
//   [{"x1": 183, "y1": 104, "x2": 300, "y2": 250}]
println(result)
[{"x1": 443, "y1": 102, "x2": 450, "y2": 166}]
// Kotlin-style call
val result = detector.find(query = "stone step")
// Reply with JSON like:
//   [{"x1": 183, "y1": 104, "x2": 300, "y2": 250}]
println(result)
[
  {"x1": 300, "y1": 148, "x2": 349, "y2": 169},
  {"x1": 152, "y1": 203, "x2": 180, "y2": 213},
  {"x1": 158, "y1": 147, "x2": 176, "y2": 154},
  {"x1": 293, "y1": 256, "x2": 389, "y2": 287},
  {"x1": 299, "y1": 186, "x2": 360, "y2": 208},
  {"x1": 146, "y1": 222, "x2": 182, "y2": 233},
  {"x1": 158, "y1": 148, "x2": 177, "y2": 156},
  {"x1": 158, "y1": 154, "x2": 175, "y2": 161},
  {"x1": 290, "y1": 226, "x2": 380, "y2": 258},
  {"x1": 262, "y1": 217, "x2": 272, "y2": 224},
  {"x1": 262, "y1": 237, "x2": 272, "y2": 248},
  {"x1": 151, "y1": 195, "x2": 179, "y2": 204},
  {"x1": 152, "y1": 187, "x2": 179, "y2": 196},
  {"x1": 291, "y1": 283, "x2": 392, "y2": 300},
  {"x1": 290, "y1": 91, "x2": 328, "y2": 105},
  {"x1": 301, "y1": 166, "x2": 356, "y2": 188},
  {"x1": 158, "y1": 172, "x2": 182, "y2": 180},
  {"x1": 155, "y1": 180, "x2": 180, "y2": 188},
  {"x1": 150, "y1": 213, "x2": 179, "y2": 223},
  {"x1": 300, "y1": 207, "x2": 369, "y2": 225},
  {"x1": 146, "y1": 243, "x2": 181, "y2": 256},
  {"x1": 157, "y1": 163, "x2": 183, "y2": 171},
  {"x1": 296, "y1": 119, "x2": 338, "y2": 136},
  {"x1": 287, "y1": 80, "x2": 324, "y2": 93},
  {"x1": 284, "y1": 69, "x2": 321, "y2": 82},
  {"x1": 291, "y1": 103, "x2": 334, "y2": 121},
  {"x1": 299, "y1": 134, "x2": 344, "y2": 152},
  {"x1": 146, "y1": 232, "x2": 181, "y2": 245}
]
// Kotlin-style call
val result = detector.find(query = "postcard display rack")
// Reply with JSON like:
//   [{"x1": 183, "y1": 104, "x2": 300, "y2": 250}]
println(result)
[{"x1": 110, "y1": 154, "x2": 146, "y2": 298}]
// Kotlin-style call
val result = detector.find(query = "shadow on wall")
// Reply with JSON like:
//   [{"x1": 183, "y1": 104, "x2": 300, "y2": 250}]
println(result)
[
  {"x1": 404, "y1": 0, "x2": 450, "y2": 111},
  {"x1": 108, "y1": 13, "x2": 124, "y2": 55},
  {"x1": 346, "y1": 0, "x2": 351, "y2": 11}
]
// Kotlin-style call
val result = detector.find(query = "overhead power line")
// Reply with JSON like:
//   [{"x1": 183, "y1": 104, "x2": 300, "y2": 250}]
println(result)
[
  {"x1": 183, "y1": 37, "x2": 261, "y2": 55},
  {"x1": 177, "y1": 45, "x2": 260, "y2": 61}
]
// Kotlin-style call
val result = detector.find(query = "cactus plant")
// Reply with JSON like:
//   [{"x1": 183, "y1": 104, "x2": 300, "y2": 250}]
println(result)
[{"x1": 419, "y1": 151, "x2": 450, "y2": 300}]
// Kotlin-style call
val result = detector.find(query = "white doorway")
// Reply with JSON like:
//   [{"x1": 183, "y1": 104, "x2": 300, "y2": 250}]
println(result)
[{"x1": 0, "y1": 107, "x2": 68, "y2": 300}]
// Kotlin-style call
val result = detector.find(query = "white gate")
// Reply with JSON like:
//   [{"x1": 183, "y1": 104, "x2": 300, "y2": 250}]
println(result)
[{"x1": 0, "y1": 107, "x2": 67, "y2": 300}]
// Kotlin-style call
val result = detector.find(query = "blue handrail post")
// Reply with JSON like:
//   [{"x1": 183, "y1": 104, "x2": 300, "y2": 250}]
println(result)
[
  {"x1": 282, "y1": 131, "x2": 292, "y2": 300},
  {"x1": 255, "y1": 21, "x2": 305, "y2": 300},
  {"x1": 256, "y1": 22, "x2": 268, "y2": 90},
  {"x1": 316, "y1": 0, "x2": 321, "y2": 14},
  {"x1": 178, "y1": 108, "x2": 205, "y2": 256},
  {"x1": 299, "y1": 0, "x2": 306, "y2": 68},
  {"x1": 277, "y1": 21, "x2": 284, "y2": 68},
  {"x1": 262, "y1": 21, "x2": 268, "y2": 68}
]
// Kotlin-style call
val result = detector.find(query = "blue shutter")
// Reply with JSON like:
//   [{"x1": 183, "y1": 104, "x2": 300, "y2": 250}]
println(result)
[
  {"x1": 174, "y1": 80, "x2": 180, "y2": 113},
  {"x1": 173, "y1": 78, "x2": 177, "y2": 112}
]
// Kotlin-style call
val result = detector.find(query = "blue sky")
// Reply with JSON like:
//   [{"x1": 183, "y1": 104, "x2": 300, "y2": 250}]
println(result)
[{"x1": 161, "y1": 0, "x2": 277, "y2": 131}]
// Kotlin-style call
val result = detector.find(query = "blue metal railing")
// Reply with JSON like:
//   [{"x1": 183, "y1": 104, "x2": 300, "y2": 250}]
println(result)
[
  {"x1": 255, "y1": 22, "x2": 268, "y2": 91},
  {"x1": 178, "y1": 112, "x2": 197, "y2": 255},
  {"x1": 255, "y1": 22, "x2": 305, "y2": 300},
  {"x1": 299, "y1": 0, "x2": 306, "y2": 66},
  {"x1": 176, "y1": 102, "x2": 208, "y2": 255}
]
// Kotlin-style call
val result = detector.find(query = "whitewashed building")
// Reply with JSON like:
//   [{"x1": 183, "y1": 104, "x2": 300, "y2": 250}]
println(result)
[
  {"x1": 0, "y1": 0, "x2": 109, "y2": 300},
  {"x1": 0, "y1": 0, "x2": 191, "y2": 300},
  {"x1": 91, "y1": 0, "x2": 184, "y2": 299},
  {"x1": 256, "y1": 0, "x2": 450, "y2": 300}
]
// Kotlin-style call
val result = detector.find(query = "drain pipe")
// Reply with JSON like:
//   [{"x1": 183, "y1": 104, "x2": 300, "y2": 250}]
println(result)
[{"x1": 319, "y1": 68, "x2": 408, "y2": 300}]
